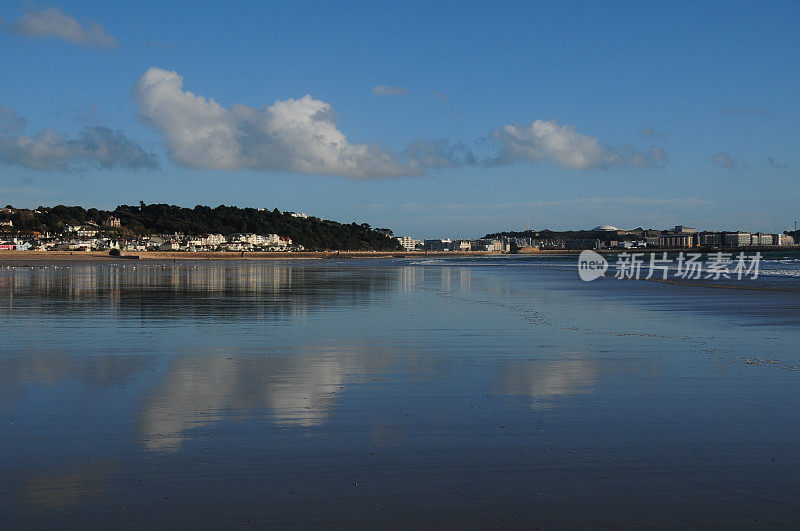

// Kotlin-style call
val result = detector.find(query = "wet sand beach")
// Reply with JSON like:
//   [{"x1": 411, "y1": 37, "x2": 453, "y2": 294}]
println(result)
[{"x1": 1, "y1": 257, "x2": 799, "y2": 528}]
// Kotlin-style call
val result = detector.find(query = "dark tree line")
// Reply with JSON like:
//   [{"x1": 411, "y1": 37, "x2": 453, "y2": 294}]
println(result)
[{"x1": 1, "y1": 203, "x2": 402, "y2": 251}]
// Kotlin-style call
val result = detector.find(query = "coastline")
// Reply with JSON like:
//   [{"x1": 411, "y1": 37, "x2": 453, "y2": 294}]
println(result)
[
  {"x1": 0, "y1": 250, "x2": 503, "y2": 262},
  {"x1": 1, "y1": 247, "x2": 797, "y2": 263}
]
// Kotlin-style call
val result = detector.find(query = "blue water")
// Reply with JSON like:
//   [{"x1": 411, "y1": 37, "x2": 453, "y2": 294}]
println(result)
[
  {"x1": 1, "y1": 258, "x2": 799, "y2": 527},
  {"x1": 449, "y1": 251, "x2": 800, "y2": 289}
]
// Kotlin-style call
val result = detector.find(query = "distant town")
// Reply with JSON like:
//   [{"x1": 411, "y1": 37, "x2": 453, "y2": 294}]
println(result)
[
  {"x1": 0, "y1": 204, "x2": 798, "y2": 253},
  {"x1": 0, "y1": 208, "x2": 302, "y2": 252},
  {"x1": 0, "y1": 203, "x2": 399, "y2": 252},
  {"x1": 403, "y1": 224, "x2": 798, "y2": 253}
]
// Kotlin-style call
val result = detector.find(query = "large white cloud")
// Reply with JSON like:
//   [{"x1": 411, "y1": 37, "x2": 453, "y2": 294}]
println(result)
[
  {"x1": 133, "y1": 67, "x2": 424, "y2": 179},
  {"x1": 487, "y1": 119, "x2": 668, "y2": 170},
  {"x1": 11, "y1": 6, "x2": 117, "y2": 48},
  {"x1": 0, "y1": 107, "x2": 157, "y2": 170},
  {"x1": 133, "y1": 68, "x2": 667, "y2": 178}
]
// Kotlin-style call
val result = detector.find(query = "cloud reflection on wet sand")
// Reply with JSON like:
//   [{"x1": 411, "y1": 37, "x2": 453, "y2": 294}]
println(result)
[
  {"x1": 136, "y1": 345, "x2": 395, "y2": 452},
  {"x1": 498, "y1": 358, "x2": 597, "y2": 409}
]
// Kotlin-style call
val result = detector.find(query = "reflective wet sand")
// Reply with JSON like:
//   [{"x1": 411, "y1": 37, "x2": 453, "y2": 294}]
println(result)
[{"x1": 2, "y1": 258, "x2": 799, "y2": 527}]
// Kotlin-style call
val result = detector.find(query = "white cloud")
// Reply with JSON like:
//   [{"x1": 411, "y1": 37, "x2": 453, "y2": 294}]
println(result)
[
  {"x1": 487, "y1": 119, "x2": 668, "y2": 170},
  {"x1": 372, "y1": 85, "x2": 409, "y2": 96},
  {"x1": 713, "y1": 152, "x2": 737, "y2": 169},
  {"x1": 11, "y1": 6, "x2": 116, "y2": 48},
  {"x1": 134, "y1": 67, "x2": 463, "y2": 179},
  {"x1": 132, "y1": 69, "x2": 670, "y2": 179},
  {"x1": 0, "y1": 106, "x2": 157, "y2": 170}
]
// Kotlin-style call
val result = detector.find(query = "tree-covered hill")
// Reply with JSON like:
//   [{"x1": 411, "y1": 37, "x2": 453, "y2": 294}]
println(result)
[{"x1": 0, "y1": 203, "x2": 402, "y2": 251}]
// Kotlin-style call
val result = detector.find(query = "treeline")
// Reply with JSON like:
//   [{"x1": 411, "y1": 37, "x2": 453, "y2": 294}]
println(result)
[{"x1": 1, "y1": 203, "x2": 402, "y2": 251}]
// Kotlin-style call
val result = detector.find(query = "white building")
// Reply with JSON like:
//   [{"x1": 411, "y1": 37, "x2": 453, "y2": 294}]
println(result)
[
  {"x1": 397, "y1": 236, "x2": 421, "y2": 251},
  {"x1": 474, "y1": 239, "x2": 502, "y2": 252},
  {"x1": 224, "y1": 242, "x2": 252, "y2": 252},
  {"x1": 724, "y1": 232, "x2": 751, "y2": 247},
  {"x1": 54, "y1": 240, "x2": 93, "y2": 251},
  {"x1": 77, "y1": 227, "x2": 99, "y2": 238},
  {"x1": 124, "y1": 241, "x2": 147, "y2": 252},
  {"x1": 93, "y1": 238, "x2": 121, "y2": 251},
  {"x1": 659, "y1": 233, "x2": 697, "y2": 248},
  {"x1": 231, "y1": 233, "x2": 259, "y2": 245},
  {"x1": 751, "y1": 233, "x2": 773, "y2": 246},
  {"x1": 202, "y1": 234, "x2": 226, "y2": 247}
]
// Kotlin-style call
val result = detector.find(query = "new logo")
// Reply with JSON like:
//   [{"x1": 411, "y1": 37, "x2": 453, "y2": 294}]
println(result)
[{"x1": 578, "y1": 250, "x2": 608, "y2": 281}]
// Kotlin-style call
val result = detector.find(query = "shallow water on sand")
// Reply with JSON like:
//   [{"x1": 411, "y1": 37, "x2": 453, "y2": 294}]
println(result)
[{"x1": 1, "y1": 258, "x2": 799, "y2": 528}]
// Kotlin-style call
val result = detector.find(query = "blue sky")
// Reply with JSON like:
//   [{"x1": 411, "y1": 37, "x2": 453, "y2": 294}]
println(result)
[{"x1": 0, "y1": 1, "x2": 798, "y2": 237}]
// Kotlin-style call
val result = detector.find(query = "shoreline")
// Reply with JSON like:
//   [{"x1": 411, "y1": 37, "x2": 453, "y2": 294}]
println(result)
[
  {"x1": 0, "y1": 247, "x2": 797, "y2": 263},
  {"x1": 0, "y1": 250, "x2": 503, "y2": 262}
]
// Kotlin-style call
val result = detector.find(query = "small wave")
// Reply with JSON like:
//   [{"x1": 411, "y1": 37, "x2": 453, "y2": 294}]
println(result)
[
  {"x1": 406, "y1": 259, "x2": 448, "y2": 265},
  {"x1": 758, "y1": 269, "x2": 800, "y2": 277}
]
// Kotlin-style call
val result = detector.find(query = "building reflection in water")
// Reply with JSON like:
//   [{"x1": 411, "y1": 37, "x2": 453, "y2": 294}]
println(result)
[
  {"x1": 0, "y1": 261, "x2": 473, "y2": 312},
  {"x1": 0, "y1": 261, "x2": 394, "y2": 320},
  {"x1": 397, "y1": 265, "x2": 419, "y2": 293},
  {"x1": 395, "y1": 264, "x2": 471, "y2": 293}
]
